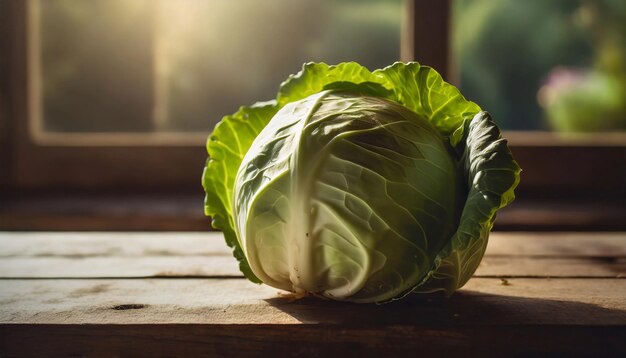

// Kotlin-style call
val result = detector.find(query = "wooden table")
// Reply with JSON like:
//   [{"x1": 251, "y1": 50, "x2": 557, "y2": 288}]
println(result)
[{"x1": 0, "y1": 232, "x2": 624, "y2": 356}]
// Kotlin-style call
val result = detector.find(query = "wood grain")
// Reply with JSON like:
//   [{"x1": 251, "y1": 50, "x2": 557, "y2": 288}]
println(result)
[
  {"x1": 2, "y1": 231, "x2": 624, "y2": 257},
  {"x1": 0, "y1": 278, "x2": 624, "y2": 325},
  {"x1": 0, "y1": 232, "x2": 224, "y2": 257},
  {"x1": 1, "y1": 232, "x2": 624, "y2": 278},
  {"x1": 477, "y1": 256, "x2": 625, "y2": 278},
  {"x1": 0, "y1": 278, "x2": 624, "y2": 358},
  {"x1": 0, "y1": 256, "x2": 240, "y2": 278},
  {"x1": 2, "y1": 325, "x2": 624, "y2": 357},
  {"x1": 485, "y1": 232, "x2": 626, "y2": 257},
  {"x1": 0, "y1": 255, "x2": 623, "y2": 279},
  {"x1": 0, "y1": 231, "x2": 625, "y2": 356}
]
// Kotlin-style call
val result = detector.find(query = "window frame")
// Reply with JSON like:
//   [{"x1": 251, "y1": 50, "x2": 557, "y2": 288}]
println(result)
[
  {"x1": 2, "y1": 0, "x2": 207, "y2": 193},
  {"x1": 2, "y1": 0, "x2": 625, "y2": 204}
]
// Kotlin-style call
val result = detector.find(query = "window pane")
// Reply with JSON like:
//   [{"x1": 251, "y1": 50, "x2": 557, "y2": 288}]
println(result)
[
  {"x1": 36, "y1": 0, "x2": 402, "y2": 133},
  {"x1": 39, "y1": 0, "x2": 154, "y2": 132},
  {"x1": 453, "y1": 0, "x2": 626, "y2": 132}
]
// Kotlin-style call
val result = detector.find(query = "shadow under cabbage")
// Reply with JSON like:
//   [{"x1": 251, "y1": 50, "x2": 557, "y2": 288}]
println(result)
[{"x1": 264, "y1": 289, "x2": 626, "y2": 326}]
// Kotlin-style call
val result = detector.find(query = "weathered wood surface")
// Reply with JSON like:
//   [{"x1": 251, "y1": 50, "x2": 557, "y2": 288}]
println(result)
[
  {"x1": 1, "y1": 278, "x2": 624, "y2": 325},
  {"x1": 1, "y1": 253, "x2": 623, "y2": 279},
  {"x1": 1, "y1": 324, "x2": 624, "y2": 357},
  {"x1": 3, "y1": 231, "x2": 625, "y2": 257},
  {"x1": 0, "y1": 231, "x2": 625, "y2": 356},
  {"x1": 1, "y1": 232, "x2": 624, "y2": 278}
]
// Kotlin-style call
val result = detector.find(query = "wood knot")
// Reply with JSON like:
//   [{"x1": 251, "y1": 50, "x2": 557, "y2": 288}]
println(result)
[{"x1": 111, "y1": 304, "x2": 146, "y2": 310}]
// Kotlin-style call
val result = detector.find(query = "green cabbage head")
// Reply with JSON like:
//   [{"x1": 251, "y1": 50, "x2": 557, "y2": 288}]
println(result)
[{"x1": 202, "y1": 62, "x2": 520, "y2": 303}]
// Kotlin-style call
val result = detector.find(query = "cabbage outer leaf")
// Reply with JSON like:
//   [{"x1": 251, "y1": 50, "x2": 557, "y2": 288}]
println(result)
[
  {"x1": 376, "y1": 63, "x2": 481, "y2": 143},
  {"x1": 202, "y1": 102, "x2": 278, "y2": 282},
  {"x1": 412, "y1": 112, "x2": 521, "y2": 296}
]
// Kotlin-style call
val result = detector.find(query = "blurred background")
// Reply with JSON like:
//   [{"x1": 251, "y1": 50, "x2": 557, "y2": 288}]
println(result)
[
  {"x1": 1, "y1": 0, "x2": 624, "y2": 231},
  {"x1": 36, "y1": 0, "x2": 403, "y2": 133},
  {"x1": 34, "y1": 0, "x2": 626, "y2": 133},
  {"x1": 455, "y1": 0, "x2": 626, "y2": 132}
]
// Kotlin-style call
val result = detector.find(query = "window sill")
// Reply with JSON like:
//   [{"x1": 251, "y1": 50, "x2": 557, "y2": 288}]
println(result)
[
  {"x1": 1, "y1": 193, "x2": 624, "y2": 231},
  {"x1": 0, "y1": 193, "x2": 212, "y2": 231}
]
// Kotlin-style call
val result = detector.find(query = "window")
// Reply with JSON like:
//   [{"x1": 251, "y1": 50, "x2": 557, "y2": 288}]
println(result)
[
  {"x1": 2, "y1": 0, "x2": 402, "y2": 189},
  {"x1": 35, "y1": 0, "x2": 403, "y2": 135},
  {"x1": 453, "y1": 0, "x2": 626, "y2": 132},
  {"x1": 1, "y1": 0, "x2": 624, "y2": 230}
]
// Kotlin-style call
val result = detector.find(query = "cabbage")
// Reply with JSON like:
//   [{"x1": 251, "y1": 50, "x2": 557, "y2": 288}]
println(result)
[{"x1": 202, "y1": 62, "x2": 520, "y2": 303}]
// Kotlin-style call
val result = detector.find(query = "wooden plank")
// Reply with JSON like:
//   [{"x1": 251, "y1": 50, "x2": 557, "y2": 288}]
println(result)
[
  {"x1": 2, "y1": 231, "x2": 625, "y2": 257},
  {"x1": 0, "y1": 255, "x2": 623, "y2": 278},
  {"x1": 495, "y1": 199, "x2": 626, "y2": 231},
  {"x1": 0, "y1": 195, "x2": 213, "y2": 231},
  {"x1": 0, "y1": 256, "x2": 240, "y2": 278},
  {"x1": 0, "y1": 278, "x2": 624, "y2": 325},
  {"x1": 0, "y1": 232, "x2": 225, "y2": 257},
  {"x1": 477, "y1": 256, "x2": 625, "y2": 278},
  {"x1": 486, "y1": 232, "x2": 626, "y2": 257},
  {"x1": 1, "y1": 324, "x2": 624, "y2": 357},
  {"x1": 1, "y1": 232, "x2": 624, "y2": 278},
  {"x1": 3, "y1": 197, "x2": 625, "y2": 231}
]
